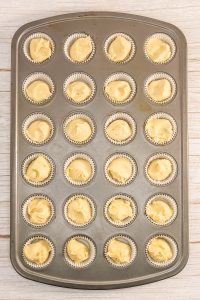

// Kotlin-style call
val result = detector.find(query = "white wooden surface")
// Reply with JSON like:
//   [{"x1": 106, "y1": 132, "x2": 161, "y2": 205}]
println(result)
[{"x1": 0, "y1": 0, "x2": 200, "y2": 299}]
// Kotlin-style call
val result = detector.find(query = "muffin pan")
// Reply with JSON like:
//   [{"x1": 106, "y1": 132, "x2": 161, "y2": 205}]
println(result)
[{"x1": 10, "y1": 12, "x2": 188, "y2": 289}]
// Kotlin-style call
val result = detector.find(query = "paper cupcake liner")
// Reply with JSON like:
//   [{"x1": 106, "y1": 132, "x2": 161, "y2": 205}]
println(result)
[
  {"x1": 145, "y1": 234, "x2": 178, "y2": 268},
  {"x1": 104, "y1": 153, "x2": 137, "y2": 186},
  {"x1": 144, "y1": 33, "x2": 176, "y2": 64},
  {"x1": 64, "y1": 33, "x2": 95, "y2": 64},
  {"x1": 104, "y1": 235, "x2": 137, "y2": 268},
  {"x1": 22, "y1": 112, "x2": 55, "y2": 145},
  {"x1": 145, "y1": 153, "x2": 177, "y2": 186},
  {"x1": 144, "y1": 112, "x2": 177, "y2": 145},
  {"x1": 104, "y1": 72, "x2": 136, "y2": 105},
  {"x1": 63, "y1": 112, "x2": 95, "y2": 145},
  {"x1": 64, "y1": 153, "x2": 95, "y2": 186},
  {"x1": 64, "y1": 194, "x2": 96, "y2": 228},
  {"x1": 144, "y1": 72, "x2": 177, "y2": 105},
  {"x1": 104, "y1": 33, "x2": 135, "y2": 64},
  {"x1": 104, "y1": 194, "x2": 137, "y2": 227},
  {"x1": 23, "y1": 32, "x2": 55, "y2": 63},
  {"x1": 63, "y1": 72, "x2": 96, "y2": 105},
  {"x1": 64, "y1": 235, "x2": 96, "y2": 269},
  {"x1": 22, "y1": 152, "x2": 55, "y2": 186},
  {"x1": 22, "y1": 235, "x2": 55, "y2": 269},
  {"x1": 22, "y1": 194, "x2": 55, "y2": 228},
  {"x1": 145, "y1": 193, "x2": 178, "y2": 226},
  {"x1": 104, "y1": 112, "x2": 136, "y2": 145},
  {"x1": 23, "y1": 72, "x2": 55, "y2": 105}
]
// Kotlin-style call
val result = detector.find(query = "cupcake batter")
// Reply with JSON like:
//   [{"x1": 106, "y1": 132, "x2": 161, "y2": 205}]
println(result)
[
  {"x1": 107, "y1": 36, "x2": 132, "y2": 62},
  {"x1": 106, "y1": 119, "x2": 132, "y2": 142},
  {"x1": 107, "y1": 156, "x2": 133, "y2": 184},
  {"x1": 26, "y1": 119, "x2": 52, "y2": 143},
  {"x1": 145, "y1": 118, "x2": 173, "y2": 143},
  {"x1": 66, "y1": 158, "x2": 92, "y2": 183},
  {"x1": 27, "y1": 197, "x2": 52, "y2": 225},
  {"x1": 146, "y1": 198, "x2": 173, "y2": 224},
  {"x1": 26, "y1": 155, "x2": 52, "y2": 183},
  {"x1": 147, "y1": 158, "x2": 172, "y2": 181},
  {"x1": 146, "y1": 37, "x2": 172, "y2": 63},
  {"x1": 105, "y1": 80, "x2": 132, "y2": 102},
  {"x1": 66, "y1": 239, "x2": 89, "y2": 263},
  {"x1": 66, "y1": 81, "x2": 92, "y2": 103},
  {"x1": 26, "y1": 80, "x2": 52, "y2": 103},
  {"x1": 147, "y1": 78, "x2": 172, "y2": 102},
  {"x1": 108, "y1": 197, "x2": 133, "y2": 222},
  {"x1": 23, "y1": 239, "x2": 51, "y2": 265},
  {"x1": 65, "y1": 118, "x2": 92, "y2": 143},
  {"x1": 69, "y1": 36, "x2": 93, "y2": 62},
  {"x1": 67, "y1": 196, "x2": 92, "y2": 225},
  {"x1": 106, "y1": 238, "x2": 131, "y2": 264},
  {"x1": 29, "y1": 37, "x2": 52, "y2": 62},
  {"x1": 147, "y1": 237, "x2": 173, "y2": 262}
]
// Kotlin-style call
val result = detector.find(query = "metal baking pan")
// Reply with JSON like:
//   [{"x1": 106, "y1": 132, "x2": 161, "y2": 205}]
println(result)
[{"x1": 10, "y1": 11, "x2": 188, "y2": 289}]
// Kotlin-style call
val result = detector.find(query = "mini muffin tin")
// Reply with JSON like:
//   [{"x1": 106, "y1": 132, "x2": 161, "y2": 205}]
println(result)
[{"x1": 10, "y1": 12, "x2": 188, "y2": 289}]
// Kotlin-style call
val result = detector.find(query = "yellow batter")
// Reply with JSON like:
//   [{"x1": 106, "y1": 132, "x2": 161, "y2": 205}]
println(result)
[
  {"x1": 107, "y1": 156, "x2": 133, "y2": 184},
  {"x1": 66, "y1": 81, "x2": 92, "y2": 103},
  {"x1": 26, "y1": 80, "x2": 52, "y2": 103},
  {"x1": 23, "y1": 239, "x2": 51, "y2": 265},
  {"x1": 66, "y1": 239, "x2": 89, "y2": 263},
  {"x1": 105, "y1": 80, "x2": 132, "y2": 102},
  {"x1": 145, "y1": 118, "x2": 173, "y2": 143},
  {"x1": 106, "y1": 238, "x2": 132, "y2": 264},
  {"x1": 107, "y1": 36, "x2": 132, "y2": 62},
  {"x1": 108, "y1": 197, "x2": 133, "y2": 222},
  {"x1": 147, "y1": 79, "x2": 172, "y2": 102},
  {"x1": 147, "y1": 237, "x2": 173, "y2": 262},
  {"x1": 26, "y1": 156, "x2": 52, "y2": 183},
  {"x1": 67, "y1": 196, "x2": 92, "y2": 225},
  {"x1": 147, "y1": 158, "x2": 172, "y2": 181},
  {"x1": 146, "y1": 198, "x2": 173, "y2": 224},
  {"x1": 29, "y1": 37, "x2": 52, "y2": 63},
  {"x1": 26, "y1": 119, "x2": 52, "y2": 143},
  {"x1": 65, "y1": 118, "x2": 92, "y2": 143},
  {"x1": 66, "y1": 158, "x2": 92, "y2": 183},
  {"x1": 27, "y1": 197, "x2": 52, "y2": 225},
  {"x1": 106, "y1": 119, "x2": 132, "y2": 142},
  {"x1": 146, "y1": 37, "x2": 172, "y2": 63},
  {"x1": 69, "y1": 36, "x2": 93, "y2": 62}
]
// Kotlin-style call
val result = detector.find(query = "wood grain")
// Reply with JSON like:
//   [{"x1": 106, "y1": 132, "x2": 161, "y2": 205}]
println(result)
[{"x1": 0, "y1": 0, "x2": 200, "y2": 299}]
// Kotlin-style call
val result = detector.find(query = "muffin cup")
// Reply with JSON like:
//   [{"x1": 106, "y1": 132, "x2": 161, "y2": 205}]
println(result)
[
  {"x1": 104, "y1": 72, "x2": 136, "y2": 105},
  {"x1": 104, "y1": 33, "x2": 135, "y2": 64},
  {"x1": 64, "y1": 235, "x2": 96, "y2": 269},
  {"x1": 63, "y1": 113, "x2": 95, "y2": 145},
  {"x1": 145, "y1": 234, "x2": 178, "y2": 268},
  {"x1": 23, "y1": 72, "x2": 55, "y2": 105},
  {"x1": 104, "y1": 235, "x2": 137, "y2": 268},
  {"x1": 64, "y1": 194, "x2": 96, "y2": 227},
  {"x1": 144, "y1": 33, "x2": 176, "y2": 64},
  {"x1": 104, "y1": 153, "x2": 137, "y2": 186},
  {"x1": 144, "y1": 72, "x2": 176, "y2": 105},
  {"x1": 144, "y1": 112, "x2": 177, "y2": 145},
  {"x1": 145, "y1": 153, "x2": 177, "y2": 186},
  {"x1": 22, "y1": 235, "x2": 55, "y2": 269},
  {"x1": 22, "y1": 194, "x2": 55, "y2": 228},
  {"x1": 64, "y1": 153, "x2": 95, "y2": 186},
  {"x1": 22, "y1": 112, "x2": 55, "y2": 145},
  {"x1": 22, "y1": 153, "x2": 55, "y2": 186},
  {"x1": 64, "y1": 33, "x2": 95, "y2": 64},
  {"x1": 23, "y1": 32, "x2": 55, "y2": 63},
  {"x1": 63, "y1": 72, "x2": 96, "y2": 105},
  {"x1": 104, "y1": 112, "x2": 136, "y2": 145},
  {"x1": 145, "y1": 193, "x2": 178, "y2": 226},
  {"x1": 104, "y1": 194, "x2": 137, "y2": 227}
]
